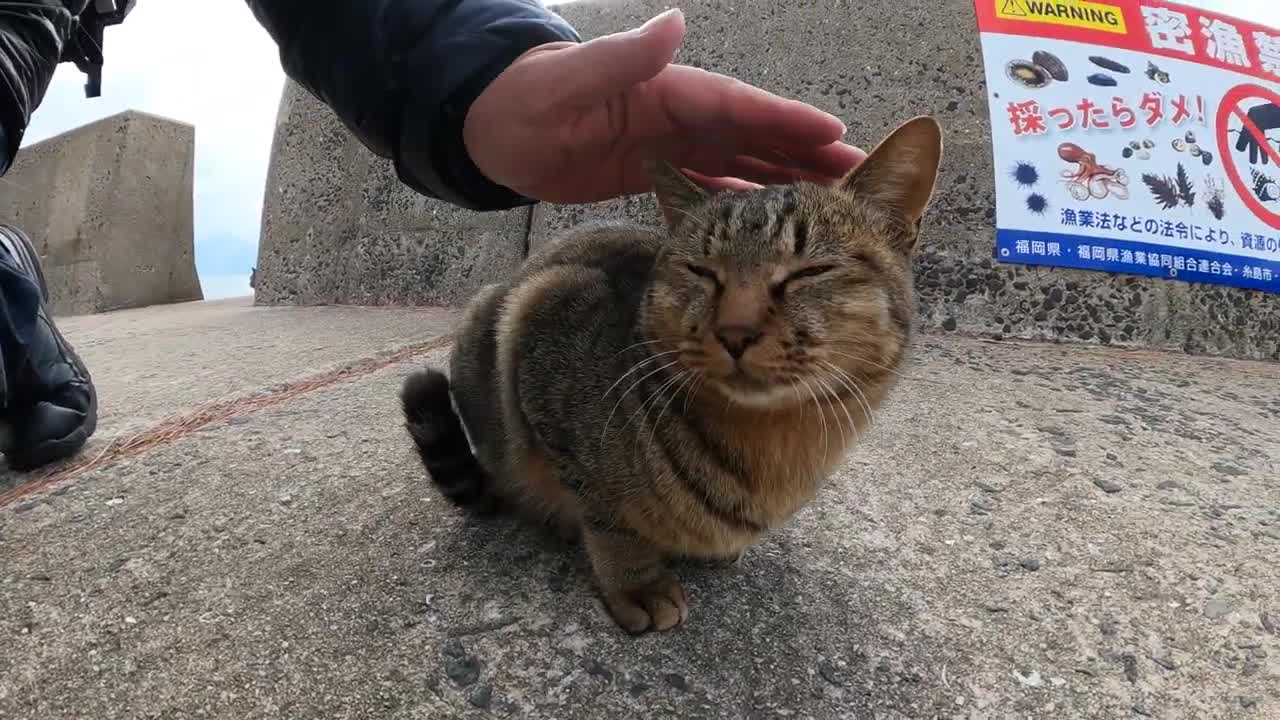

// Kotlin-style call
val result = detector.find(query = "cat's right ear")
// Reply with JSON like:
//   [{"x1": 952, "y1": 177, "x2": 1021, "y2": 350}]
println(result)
[
  {"x1": 646, "y1": 159, "x2": 709, "y2": 233},
  {"x1": 840, "y1": 116, "x2": 943, "y2": 233}
]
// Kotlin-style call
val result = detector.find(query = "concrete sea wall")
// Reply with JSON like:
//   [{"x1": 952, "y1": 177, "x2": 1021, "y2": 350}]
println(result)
[
  {"x1": 252, "y1": 81, "x2": 528, "y2": 308},
  {"x1": 254, "y1": 0, "x2": 1279, "y2": 361},
  {"x1": 0, "y1": 110, "x2": 202, "y2": 316}
]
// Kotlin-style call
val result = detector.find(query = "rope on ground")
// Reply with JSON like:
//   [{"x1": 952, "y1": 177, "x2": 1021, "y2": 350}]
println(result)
[{"x1": 0, "y1": 335, "x2": 452, "y2": 508}]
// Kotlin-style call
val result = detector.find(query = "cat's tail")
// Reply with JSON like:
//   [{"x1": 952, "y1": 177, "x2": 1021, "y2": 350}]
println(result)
[{"x1": 399, "y1": 369, "x2": 500, "y2": 513}]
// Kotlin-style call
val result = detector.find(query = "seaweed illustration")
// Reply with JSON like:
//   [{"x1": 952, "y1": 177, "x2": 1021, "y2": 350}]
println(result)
[
  {"x1": 1207, "y1": 193, "x2": 1225, "y2": 219},
  {"x1": 1141, "y1": 163, "x2": 1195, "y2": 209},
  {"x1": 1205, "y1": 176, "x2": 1225, "y2": 220},
  {"x1": 1142, "y1": 172, "x2": 1180, "y2": 209},
  {"x1": 1174, "y1": 163, "x2": 1195, "y2": 207}
]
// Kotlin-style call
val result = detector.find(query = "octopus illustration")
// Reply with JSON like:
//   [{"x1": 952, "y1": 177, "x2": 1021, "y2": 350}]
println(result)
[{"x1": 1058, "y1": 142, "x2": 1129, "y2": 200}]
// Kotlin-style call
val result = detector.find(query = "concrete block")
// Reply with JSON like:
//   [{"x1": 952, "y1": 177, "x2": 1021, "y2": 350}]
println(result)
[
  {"x1": 254, "y1": 80, "x2": 529, "y2": 307},
  {"x1": 0, "y1": 110, "x2": 202, "y2": 316},
  {"x1": 546, "y1": 0, "x2": 1280, "y2": 361}
]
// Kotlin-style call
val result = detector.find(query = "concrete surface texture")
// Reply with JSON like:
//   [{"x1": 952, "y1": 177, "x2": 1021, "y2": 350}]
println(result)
[
  {"x1": 2, "y1": 298, "x2": 1277, "y2": 719},
  {"x1": 0, "y1": 110, "x2": 202, "y2": 316},
  {"x1": 253, "y1": 80, "x2": 529, "y2": 307},
  {"x1": 546, "y1": 0, "x2": 1279, "y2": 362}
]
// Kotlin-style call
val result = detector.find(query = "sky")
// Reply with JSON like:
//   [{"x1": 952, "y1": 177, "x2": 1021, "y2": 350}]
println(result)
[
  {"x1": 16, "y1": 1, "x2": 1280, "y2": 301},
  {"x1": 22, "y1": 2, "x2": 285, "y2": 300}
]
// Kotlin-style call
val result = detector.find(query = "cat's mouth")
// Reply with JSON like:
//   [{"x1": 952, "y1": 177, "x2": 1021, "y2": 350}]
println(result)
[
  {"x1": 724, "y1": 367, "x2": 767, "y2": 387},
  {"x1": 698, "y1": 359, "x2": 821, "y2": 409},
  {"x1": 709, "y1": 371, "x2": 809, "y2": 409},
  {"x1": 677, "y1": 340, "x2": 810, "y2": 408}
]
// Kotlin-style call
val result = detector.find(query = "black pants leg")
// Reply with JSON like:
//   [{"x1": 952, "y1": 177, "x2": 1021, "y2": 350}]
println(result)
[
  {"x1": 0, "y1": 2, "x2": 96, "y2": 470},
  {"x1": 0, "y1": 1, "x2": 70, "y2": 403}
]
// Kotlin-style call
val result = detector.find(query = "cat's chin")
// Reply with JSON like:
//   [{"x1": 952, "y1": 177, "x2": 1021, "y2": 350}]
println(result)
[{"x1": 710, "y1": 379, "x2": 806, "y2": 410}]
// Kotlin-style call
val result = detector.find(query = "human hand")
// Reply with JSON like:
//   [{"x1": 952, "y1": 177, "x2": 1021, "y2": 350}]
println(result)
[
  {"x1": 1235, "y1": 102, "x2": 1280, "y2": 166},
  {"x1": 463, "y1": 8, "x2": 866, "y2": 204}
]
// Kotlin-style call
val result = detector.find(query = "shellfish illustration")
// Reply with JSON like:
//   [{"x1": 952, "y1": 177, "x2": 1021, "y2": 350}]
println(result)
[
  {"x1": 1005, "y1": 49, "x2": 1071, "y2": 89},
  {"x1": 1033, "y1": 50, "x2": 1069, "y2": 81},
  {"x1": 1007, "y1": 59, "x2": 1050, "y2": 88},
  {"x1": 1171, "y1": 130, "x2": 1214, "y2": 166},
  {"x1": 1088, "y1": 56, "x2": 1130, "y2": 73}
]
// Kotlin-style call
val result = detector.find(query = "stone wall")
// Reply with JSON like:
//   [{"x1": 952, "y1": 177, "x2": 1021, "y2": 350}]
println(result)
[
  {"x1": 253, "y1": 81, "x2": 528, "y2": 307},
  {"x1": 0, "y1": 110, "x2": 202, "y2": 316},
  {"x1": 255, "y1": 0, "x2": 1280, "y2": 362}
]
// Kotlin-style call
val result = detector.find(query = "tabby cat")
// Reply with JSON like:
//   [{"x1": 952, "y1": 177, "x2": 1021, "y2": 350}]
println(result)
[{"x1": 401, "y1": 116, "x2": 943, "y2": 634}]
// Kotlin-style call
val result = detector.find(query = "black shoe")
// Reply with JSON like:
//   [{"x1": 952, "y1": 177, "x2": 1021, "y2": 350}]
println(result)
[{"x1": 0, "y1": 224, "x2": 97, "y2": 471}]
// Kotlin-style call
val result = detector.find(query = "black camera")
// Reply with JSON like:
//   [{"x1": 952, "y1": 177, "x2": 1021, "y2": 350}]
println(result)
[{"x1": 65, "y1": 0, "x2": 138, "y2": 98}]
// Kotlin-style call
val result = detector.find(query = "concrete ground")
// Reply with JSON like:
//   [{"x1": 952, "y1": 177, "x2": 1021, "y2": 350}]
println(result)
[{"x1": 1, "y1": 297, "x2": 1277, "y2": 719}]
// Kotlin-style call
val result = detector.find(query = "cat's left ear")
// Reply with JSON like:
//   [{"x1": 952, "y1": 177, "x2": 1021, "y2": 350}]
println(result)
[
  {"x1": 840, "y1": 116, "x2": 943, "y2": 245},
  {"x1": 646, "y1": 159, "x2": 709, "y2": 234}
]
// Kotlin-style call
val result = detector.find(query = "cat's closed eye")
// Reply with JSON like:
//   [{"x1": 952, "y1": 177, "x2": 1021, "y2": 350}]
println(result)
[
  {"x1": 684, "y1": 263, "x2": 719, "y2": 284},
  {"x1": 771, "y1": 264, "x2": 837, "y2": 300},
  {"x1": 783, "y1": 264, "x2": 837, "y2": 283}
]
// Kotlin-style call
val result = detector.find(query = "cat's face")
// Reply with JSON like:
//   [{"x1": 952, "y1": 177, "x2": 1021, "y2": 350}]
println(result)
[{"x1": 642, "y1": 116, "x2": 943, "y2": 408}]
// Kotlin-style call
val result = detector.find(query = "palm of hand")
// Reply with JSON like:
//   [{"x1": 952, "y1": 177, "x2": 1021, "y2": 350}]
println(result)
[{"x1": 463, "y1": 13, "x2": 864, "y2": 205}]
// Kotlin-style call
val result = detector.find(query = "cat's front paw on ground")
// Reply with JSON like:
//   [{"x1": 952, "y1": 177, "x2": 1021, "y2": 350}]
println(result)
[{"x1": 602, "y1": 574, "x2": 688, "y2": 634}]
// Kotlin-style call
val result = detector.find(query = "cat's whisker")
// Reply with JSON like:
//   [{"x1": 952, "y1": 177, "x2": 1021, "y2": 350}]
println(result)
[
  {"x1": 825, "y1": 349, "x2": 931, "y2": 384},
  {"x1": 682, "y1": 373, "x2": 706, "y2": 415},
  {"x1": 797, "y1": 375, "x2": 829, "y2": 459},
  {"x1": 841, "y1": 370, "x2": 878, "y2": 430},
  {"x1": 788, "y1": 376, "x2": 805, "y2": 422},
  {"x1": 600, "y1": 358, "x2": 681, "y2": 443},
  {"x1": 626, "y1": 370, "x2": 689, "y2": 457},
  {"x1": 624, "y1": 368, "x2": 688, "y2": 435},
  {"x1": 811, "y1": 374, "x2": 848, "y2": 441},
  {"x1": 816, "y1": 364, "x2": 864, "y2": 444},
  {"x1": 601, "y1": 350, "x2": 681, "y2": 401},
  {"x1": 647, "y1": 370, "x2": 698, "y2": 456},
  {"x1": 823, "y1": 360, "x2": 878, "y2": 430},
  {"x1": 613, "y1": 337, "x2": 680, "y2": 356}
]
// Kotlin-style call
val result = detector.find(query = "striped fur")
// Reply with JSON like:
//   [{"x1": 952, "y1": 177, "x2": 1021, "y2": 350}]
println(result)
[
  {"x1": 402, "y1": 117, "x2": 944, "y2": 634},
  {"x1": 399, "y1": 368, "x2": 500, "y2": 514}
]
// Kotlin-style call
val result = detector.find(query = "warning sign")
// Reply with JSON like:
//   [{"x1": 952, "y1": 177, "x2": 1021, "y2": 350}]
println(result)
[
  {"x1": 974, "y1": 0, "x2": 1280, "y2": 294},
  {"x1": 995, "y1": 0, "x2": 1127, "y2": 34}
]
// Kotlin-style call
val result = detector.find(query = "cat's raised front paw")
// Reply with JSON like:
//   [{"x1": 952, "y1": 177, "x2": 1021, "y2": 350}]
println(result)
[{"x1": 602, "y1": 574, "x2": 688, "y2": 634}]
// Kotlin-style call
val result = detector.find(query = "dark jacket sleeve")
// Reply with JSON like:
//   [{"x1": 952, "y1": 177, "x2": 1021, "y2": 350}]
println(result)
[
  {"x1": 244, "y1": 0, "x2": 580, "y2": 211},
  {"x1": 0, "y1": 1, "x2": 86, "y2": 173}
]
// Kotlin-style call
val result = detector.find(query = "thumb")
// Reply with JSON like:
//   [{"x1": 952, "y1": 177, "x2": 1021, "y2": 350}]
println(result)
[{"x1": 552, "y1": 8, "x2": 686, "y2": 106}]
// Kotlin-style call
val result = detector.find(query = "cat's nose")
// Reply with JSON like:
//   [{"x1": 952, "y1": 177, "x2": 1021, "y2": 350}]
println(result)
[{"x1": 716, "y1": 326, "x2": 762, "y2": 360}]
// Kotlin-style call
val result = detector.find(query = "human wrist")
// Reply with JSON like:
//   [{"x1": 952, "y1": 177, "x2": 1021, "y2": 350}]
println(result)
[{"x1": 401, "y1": 17, "x2": 578, "y2": 211}]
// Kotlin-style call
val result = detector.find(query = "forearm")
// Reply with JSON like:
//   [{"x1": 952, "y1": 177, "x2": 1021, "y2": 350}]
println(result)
[{"x1": 244, "y1": 0, "x2": 579, "y2": 210}]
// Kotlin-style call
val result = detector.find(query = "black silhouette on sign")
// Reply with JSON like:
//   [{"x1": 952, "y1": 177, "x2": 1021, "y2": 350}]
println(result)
[{"x1": 1235, "y1": 102, "x2": 1280, "y2": 166}]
